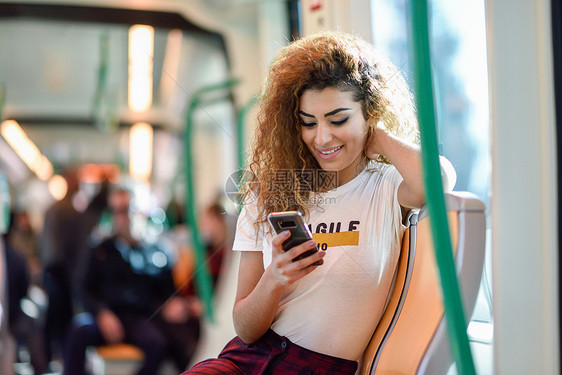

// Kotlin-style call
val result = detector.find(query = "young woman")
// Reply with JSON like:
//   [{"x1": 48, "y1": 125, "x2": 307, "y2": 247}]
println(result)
[{"x1": 184, "y1": 31, "x2": 455, "y2": 375}]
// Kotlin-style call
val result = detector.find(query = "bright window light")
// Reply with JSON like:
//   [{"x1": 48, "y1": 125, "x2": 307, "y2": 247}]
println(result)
[
  {"x1": 48, "y1": 174, "x2": 67, "y2": 201},
  {"x1": 128, "y1": 25, "x2": 154, "y2": 112},
  {"x1": 1, "y1": 119, "x2": 53, "y2": 181},
  {"x1": 129, "y1": 122, "x2": 153, "y2": 181}
]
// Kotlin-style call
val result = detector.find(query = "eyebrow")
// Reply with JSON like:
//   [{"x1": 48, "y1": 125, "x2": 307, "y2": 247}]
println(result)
[
  {"x1": 298, "y1": 110, "x2": 315, "y2": 118},
  {"x1": 298, "y1": 108, "x2": 352, "y2": 118}
]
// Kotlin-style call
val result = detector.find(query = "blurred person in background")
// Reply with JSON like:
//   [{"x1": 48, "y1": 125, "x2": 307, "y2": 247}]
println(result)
[
  {"x1": 171, "y1": 196, "x2": 233, "y2": 331},
  {"x1": 4, "y1": 209, "x2": 51, "y2": 373},
  {"x1": 39, "y1": 167, "x2": 109, "y2": 362},
  {"x1": 63, "y1": 188, "x2": 200, "y2": 375},
  {"x1": 3, "y1": 230, "x2": 49, "y2": 374},
  {"x1": 0, "y1": 242, "x2": 8, "y2": 374},
  {"x1": 198, "y1": 197, "x2": 232, "y2": 289},
  {"x1": 7, "y1": 210, "x2": 42, "y2": 286}
]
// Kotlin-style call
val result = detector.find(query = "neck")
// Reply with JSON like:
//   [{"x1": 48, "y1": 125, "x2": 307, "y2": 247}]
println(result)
[{"x1": 336, "y1": 158, "x2": 368, "y2": 187}]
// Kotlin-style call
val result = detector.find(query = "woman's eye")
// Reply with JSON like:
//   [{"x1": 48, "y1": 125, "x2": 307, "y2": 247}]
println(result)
[
  {"x1": 332, "y1": 117, "x2": 349, "y2": 126},
  {"x1": 300, "y1": 121, "x2": 317, "y2": 128}
]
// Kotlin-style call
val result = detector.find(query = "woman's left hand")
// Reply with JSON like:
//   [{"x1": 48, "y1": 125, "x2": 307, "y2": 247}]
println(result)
[{"x1": 364, "y1": 121, "x2": 427, "y2": 208}]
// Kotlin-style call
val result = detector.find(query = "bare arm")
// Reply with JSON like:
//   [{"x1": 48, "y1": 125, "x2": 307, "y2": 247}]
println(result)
[
  {"x1": 366, "y1": 122, "x2": 456, "y2": 209},
  {"x1": 233, "y1": 231, "x2": 325, "y2": 344}
]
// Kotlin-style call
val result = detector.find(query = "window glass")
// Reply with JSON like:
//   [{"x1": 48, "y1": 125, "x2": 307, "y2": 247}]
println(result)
[{"x1": 371, "y1": 0, "x2": 492, "y2": 373}]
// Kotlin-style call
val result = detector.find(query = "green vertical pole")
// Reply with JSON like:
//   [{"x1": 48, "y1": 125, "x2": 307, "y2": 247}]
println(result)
[
  {"x1": 184, "y1": 79, "x2": 239, "y2": 321},
  {"x1": 409, "y1": 1, "x2": 476, "y2": 374}
]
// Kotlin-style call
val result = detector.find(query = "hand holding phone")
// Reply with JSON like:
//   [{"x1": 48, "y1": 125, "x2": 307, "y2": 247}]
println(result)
[{"x1": 267, "y1": 211, "x2": 322, "y2": 265}]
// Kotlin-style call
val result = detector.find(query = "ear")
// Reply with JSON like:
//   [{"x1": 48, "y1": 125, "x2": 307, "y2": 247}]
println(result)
[{"x1": 363, "y1": 118, "x2": 378, "y2": 153}]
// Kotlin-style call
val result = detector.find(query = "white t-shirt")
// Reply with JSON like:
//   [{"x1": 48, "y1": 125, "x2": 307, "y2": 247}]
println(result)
[{"x1": 233, "y1": 162, "x2": 407, "y2": 361}]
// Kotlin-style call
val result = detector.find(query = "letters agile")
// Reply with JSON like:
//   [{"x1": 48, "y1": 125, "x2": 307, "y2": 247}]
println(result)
[{"x1": 308, "y1": 220, "x2": 360, "y2": 234}]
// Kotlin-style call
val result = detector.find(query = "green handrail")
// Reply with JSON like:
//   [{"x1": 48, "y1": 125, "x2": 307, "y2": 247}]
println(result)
[
  {"x1": 409, "y1": 1, "x2": 476, "y2": 374},
  {"x1": 184, "y1": 78, "x2": 239, "y2": 321},
  {"x1": 92, "y1": 32, "x2": 114, "y2": 133}
]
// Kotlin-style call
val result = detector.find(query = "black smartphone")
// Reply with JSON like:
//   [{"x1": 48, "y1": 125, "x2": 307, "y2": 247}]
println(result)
[{"x1": 267, "y1": 211, "x2": 322, "y2": 265}]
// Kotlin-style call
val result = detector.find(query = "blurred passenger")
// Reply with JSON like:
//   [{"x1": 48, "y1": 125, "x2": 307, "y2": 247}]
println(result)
[
  {"x1": 198, "y1": 199, "x2": 230, "y2": 289},
  {"x1": 3, "y1": 237, "x2": 49, "y2": 374},
  {"x1": 4, "y1": 209, "x2": 50, "y2": 374},
  {"x1": 0, "y1": 240, "x2": 16, "y2": 375},
  {"x1": 7, "y1": 210, "x2": 42, "y2": 285},
  {"x1": 39, "y1": 167, "x2": 109, "y2": 361},
  {"x1": 63, "y1": 188, "x2": 200, "y2": 375},
  {"x1": 0, "y1": 292, "x2": 10, "y2": 375},
  {"x1": 173, "y1": 197, "x2": 231, "y2": 298}
]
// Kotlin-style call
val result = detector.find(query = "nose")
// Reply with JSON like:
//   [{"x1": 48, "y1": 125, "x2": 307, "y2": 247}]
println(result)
[{"x1": 314, "y1": 122, "x2": 333, "y2": 146}]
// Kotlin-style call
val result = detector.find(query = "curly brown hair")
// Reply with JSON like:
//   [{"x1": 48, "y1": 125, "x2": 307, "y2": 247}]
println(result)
[{"x1": 241, "y1": 31, "x2": 418, "y2": 230}]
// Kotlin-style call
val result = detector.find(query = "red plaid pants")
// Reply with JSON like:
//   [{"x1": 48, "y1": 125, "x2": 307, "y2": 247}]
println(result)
[{"x1": 183, "y1": 329, "x2": 358, "y2": 374}]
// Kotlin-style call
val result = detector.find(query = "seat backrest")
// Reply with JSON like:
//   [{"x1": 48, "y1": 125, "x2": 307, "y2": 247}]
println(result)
[{"x1": 361, "y1": 191, "x2": 486, "y2": 375}]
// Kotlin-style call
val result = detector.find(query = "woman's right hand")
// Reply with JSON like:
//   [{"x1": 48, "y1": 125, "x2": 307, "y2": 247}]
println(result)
[
  {"x1": 267, "y1": 230, "x2": 325, "y2": 287},
  {"x1": 232, "y1": 231, "x2": 326, "y2": 344}
]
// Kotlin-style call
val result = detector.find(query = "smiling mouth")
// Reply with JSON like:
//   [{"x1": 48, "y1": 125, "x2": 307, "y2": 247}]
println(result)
[{"x1": 318, "y1": 145, "x2": 343, "y2": 155}]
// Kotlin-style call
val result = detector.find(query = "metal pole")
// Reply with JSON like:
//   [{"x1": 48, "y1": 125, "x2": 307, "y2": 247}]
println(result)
[
  {"x1": 409, "y1": 1, "x2": 476, "y2": 374},
  {"x1": 184, "y1": 78, "x2": 239, "y2": 321}
]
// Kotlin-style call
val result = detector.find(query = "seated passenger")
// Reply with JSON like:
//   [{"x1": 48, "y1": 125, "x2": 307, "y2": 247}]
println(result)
[
  {"x1": 199, "y1": 199, "x2": 230, "y2": 288},
  {"x1": 40, "y1": 168, "x2": 109, "y2": 363},
  {"x1": 63, "y1": 188, "x2": 200, "y2": 375},
  {"x1": 3, "y1": 237, "x2": 49, "y2": 375}
]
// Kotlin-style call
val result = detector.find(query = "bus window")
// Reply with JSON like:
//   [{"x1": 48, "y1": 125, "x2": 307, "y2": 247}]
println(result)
[{"x1": 371, "y1": 0, "x2": 492, "y2": 373}]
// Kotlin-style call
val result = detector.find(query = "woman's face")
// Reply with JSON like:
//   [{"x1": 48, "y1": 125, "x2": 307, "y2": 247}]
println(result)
[{"x1": 299, "y1": 87, "x2": 368, "y2": 186}]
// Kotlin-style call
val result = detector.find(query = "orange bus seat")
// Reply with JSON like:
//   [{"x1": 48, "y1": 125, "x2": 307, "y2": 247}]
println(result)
[
  {"x1": 88, "y1": 341, "x2": 177, "y2": 375},
  {"x1": 87, "y1": 343, "x2": 144, "y2": 375},
  {"x1": 361, "y1": 191, "x2": 486, "y2": 375},
  {"x1": 94, "y1": 343, "x2": 144, "y2": 361}
]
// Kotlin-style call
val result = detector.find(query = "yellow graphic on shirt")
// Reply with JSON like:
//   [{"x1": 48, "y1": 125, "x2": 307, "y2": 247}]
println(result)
[{"x1": 312, "y1": 231, "x2": 359, "y2": 249}]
